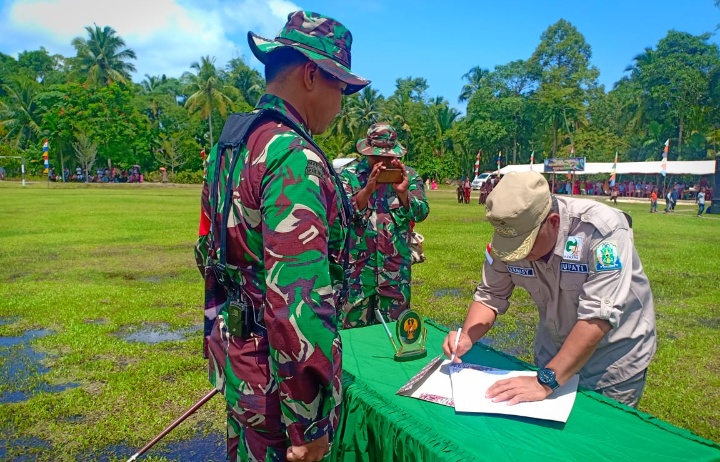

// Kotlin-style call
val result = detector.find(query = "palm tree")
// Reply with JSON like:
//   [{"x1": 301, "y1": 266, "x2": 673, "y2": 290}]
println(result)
[
  {"x1": 0, "y1": 77, "x2": 43, "y2": 149},
  {"x1": 71, "y1": 25, "x2": 136, "y2": 86},
  {"x1": 355, "y1": 86, "x2": 384, "y2": 133},
  {"x1": 226, "y1": 57, "x2": 264, "y2": 107},
  {"x1": 183, "y1": 56, "x2": 239, "y2": 148},
  {"x1": 428, "y1": 97, "x2": 460, "y2": 158},
  {"x1": 459, "y1": 66, "x2": 490, "y2": 103}
]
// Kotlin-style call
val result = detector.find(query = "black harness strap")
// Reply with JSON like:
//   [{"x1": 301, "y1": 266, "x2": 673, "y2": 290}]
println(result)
[{"x1": 207, "y1": 109, "x2": 352, "y2": 329}]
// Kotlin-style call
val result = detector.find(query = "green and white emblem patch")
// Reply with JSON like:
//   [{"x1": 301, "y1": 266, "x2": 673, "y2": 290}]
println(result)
[{"x1": 595, "y1": 241, "x2": 622, "y2": 271}]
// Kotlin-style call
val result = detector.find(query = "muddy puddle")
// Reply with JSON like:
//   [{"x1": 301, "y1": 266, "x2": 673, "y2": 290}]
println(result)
[
  {"x1": 433, "y1": 288, "x2": 462, "y2": 298},
  {"x1": 118, "y1": 323, "x2": 203, "y2": 344}
]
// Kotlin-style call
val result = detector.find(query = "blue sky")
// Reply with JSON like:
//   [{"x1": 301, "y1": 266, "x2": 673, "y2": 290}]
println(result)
[{"x1": 1, "y1": 0, "x2": 719, "y2": 110}]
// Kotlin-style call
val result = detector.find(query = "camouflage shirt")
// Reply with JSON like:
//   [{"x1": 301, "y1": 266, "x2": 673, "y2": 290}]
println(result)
[
  {"x1": 195, "y1": 94, "x2": 346, "y2": 445},
  {"x1": 340, "y1": 157, "x2": 429, "y2": 297}
]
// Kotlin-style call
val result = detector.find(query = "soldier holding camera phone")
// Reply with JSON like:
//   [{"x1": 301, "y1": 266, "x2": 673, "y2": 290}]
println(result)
[{"x1": 340, "y1": 123, "x2": 429, "y2": 328}]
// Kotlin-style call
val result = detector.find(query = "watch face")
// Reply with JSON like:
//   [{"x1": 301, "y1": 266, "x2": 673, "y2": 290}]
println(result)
[{"x1": 538, "y1": 368, "x2": 556, "y2": 385}]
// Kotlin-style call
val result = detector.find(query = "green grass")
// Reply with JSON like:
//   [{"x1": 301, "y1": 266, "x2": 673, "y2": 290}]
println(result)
[{"x1": 0, "y1": 181, "x2": 718, "y2": 460}]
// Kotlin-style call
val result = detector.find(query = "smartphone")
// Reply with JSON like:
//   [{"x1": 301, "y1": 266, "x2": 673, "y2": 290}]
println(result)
[{"x1": 376, "y1": 169, "x2": 403, "y2": 184}]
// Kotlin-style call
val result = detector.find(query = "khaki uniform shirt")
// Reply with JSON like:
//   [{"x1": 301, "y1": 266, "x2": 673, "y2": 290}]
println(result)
[{"x1": 475, "y1": 197, "x2": 657, "y2": 389}]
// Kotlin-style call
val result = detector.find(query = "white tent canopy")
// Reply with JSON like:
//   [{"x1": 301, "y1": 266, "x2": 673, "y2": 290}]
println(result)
[
  {"x1": 499, "y1": 160, "x2": 716, "y2": 176},
  {"x1": 332, "y1": 157, "x2": 358, "y2": 173}
]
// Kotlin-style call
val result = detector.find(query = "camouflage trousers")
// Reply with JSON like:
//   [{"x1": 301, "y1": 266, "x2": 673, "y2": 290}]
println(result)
[
  {"x1": 207, "y1": 316, "x2": 288, "y2": 462},
  {"x1": 341, "y1": 284, "x2": 409, "y2": 328}
]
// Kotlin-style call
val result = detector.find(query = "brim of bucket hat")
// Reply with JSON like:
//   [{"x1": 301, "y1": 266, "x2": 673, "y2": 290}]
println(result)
[
  {"x1": 490, "y1": 222, "x2": 542, "y2": 262},
  {"x1": 248, "y1": 32, "x2": 370, "y2": 95},
  {"x1": 355, "y1": 138, "x2": 406, "y2": 157}
]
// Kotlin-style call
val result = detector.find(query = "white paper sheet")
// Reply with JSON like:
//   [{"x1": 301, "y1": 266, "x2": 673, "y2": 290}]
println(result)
[
  {"x1": 449, "y1": 363, "x2": 579, "y2": 423},
  {"x1": 396, "y1": 356, "x2": 455, "y2": 406}
]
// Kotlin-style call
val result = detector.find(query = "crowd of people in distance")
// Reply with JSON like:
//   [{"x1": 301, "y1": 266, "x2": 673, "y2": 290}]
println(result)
[
  {"x1": 49, "y1": 166, "x2": 143, "y2": 183},
  {"x1": 550, "y1": 177, "x2": 713, "y2": 203}
]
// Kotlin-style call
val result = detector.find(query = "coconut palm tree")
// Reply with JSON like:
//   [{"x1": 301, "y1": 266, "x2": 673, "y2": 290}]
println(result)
[
  {"x1": 183, "y1": 56, "x2": 239, "y2": 148},
  {"x1": 459, "y1": 66, "x2": 490, "y2": 103},
  {"x1": 71, "y1": 25, "x2": 136, "y2": 87},
  {"x1": 355, "y1": 86, "x2": 384, "y2": 133},
  {"x1": 0, "y1": 77, "x2": 43, "y2": 149},
  {"x1": 226, "y1": 57, "x2": 264, "y2": 107},
  {"x1": 428, "y1": 97, "x2": 460, "y2": 158}
]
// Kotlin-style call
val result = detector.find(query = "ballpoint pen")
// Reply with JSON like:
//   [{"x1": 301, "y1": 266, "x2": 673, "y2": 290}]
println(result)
[{"x1": 450, "y1": 327, "x2": 462, "y2": 363}]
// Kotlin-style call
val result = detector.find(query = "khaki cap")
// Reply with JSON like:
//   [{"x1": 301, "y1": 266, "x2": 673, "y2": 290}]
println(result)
[{"x1": 486, "y1": 171, "x2": 552, "y2": 261}]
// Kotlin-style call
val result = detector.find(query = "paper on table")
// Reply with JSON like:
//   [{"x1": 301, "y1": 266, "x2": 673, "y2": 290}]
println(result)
[
  {"x1": 397, "y1": 355, "x2": 454, "y2": 406},
  {"x1": 449, "y1": 363, "x2": 579, "y2": 423}
]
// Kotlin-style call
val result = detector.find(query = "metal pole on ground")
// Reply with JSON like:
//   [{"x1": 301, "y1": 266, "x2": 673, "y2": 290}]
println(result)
[{"x1": 126, "y1": 388, "x2": 218, "y2": 462}]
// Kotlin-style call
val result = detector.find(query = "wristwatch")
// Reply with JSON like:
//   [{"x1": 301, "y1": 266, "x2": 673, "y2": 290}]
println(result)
[{"x1": 537, "y1": 368, "x2": 560, "y2": 391}]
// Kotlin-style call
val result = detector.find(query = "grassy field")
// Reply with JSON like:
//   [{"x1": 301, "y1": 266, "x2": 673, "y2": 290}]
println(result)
[{"x1": 0, "y1": 181, "x2": 718, "y2": 460}]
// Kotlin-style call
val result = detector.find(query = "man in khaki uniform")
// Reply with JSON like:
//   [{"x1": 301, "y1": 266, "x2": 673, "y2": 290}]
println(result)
[{"x1": 443, "y1": 171, "x2": 657, "y2": 408}]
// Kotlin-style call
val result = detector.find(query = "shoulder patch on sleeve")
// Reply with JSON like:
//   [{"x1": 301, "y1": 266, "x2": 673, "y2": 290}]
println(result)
[
  {"x1": 485, "y1": 243, "x2": 494, "y2": 265},
  {"x1": 305, "y1": 160, "x2": 325, "y2": 178},
  {"x1": 594, "y1": 241, "x2": 622, "y2": 271}
]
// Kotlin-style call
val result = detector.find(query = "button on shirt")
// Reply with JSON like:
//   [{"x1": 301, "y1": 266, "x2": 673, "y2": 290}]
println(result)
[{"x1": 475, "y1": 197, "x2": 657, "y2": 389}]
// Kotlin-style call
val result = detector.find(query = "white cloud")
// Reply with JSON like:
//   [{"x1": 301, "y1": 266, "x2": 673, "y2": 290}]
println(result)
[{"x1": 0, "y1": 0, "x2": 300, "y2": 80}]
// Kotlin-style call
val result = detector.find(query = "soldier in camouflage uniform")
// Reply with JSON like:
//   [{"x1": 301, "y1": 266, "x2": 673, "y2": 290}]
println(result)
[
  {"x1": 195, "y1": 11, "x2": 369, "y2": 462},
  {"x1": 339, "y1": 124, "x2": 430, "y2": 328}
]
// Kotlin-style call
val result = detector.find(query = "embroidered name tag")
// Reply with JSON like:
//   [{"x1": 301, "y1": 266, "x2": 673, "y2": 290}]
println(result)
[
  {"x1": 507, "y1": 266, "x2": 535, "y2": 277},
  {"x1": 560, "y1": 262, "x2": 589, "y2": 273},
  {"x1": 305, "y1": 160, "x2": 325, "y2": 178}
]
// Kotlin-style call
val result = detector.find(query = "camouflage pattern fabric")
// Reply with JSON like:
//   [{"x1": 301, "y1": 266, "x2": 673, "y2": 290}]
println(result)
[
  {"x1": 339, "y1": 157, "x2": 429, "y2": 328},
  {"x1": 355, "y1": 123, "x2": 406, "y2": 157},
  {"x1": 196, "y1": 93, "x2": 346, "y2": 460},
  {"x1": 248, "y1": 10, "x2": 369, "y2": 95}
]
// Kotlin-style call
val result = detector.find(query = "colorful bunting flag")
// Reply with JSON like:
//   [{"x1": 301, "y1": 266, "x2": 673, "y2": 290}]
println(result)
[
  {"x1": 610, "y1": 151, "x2": 618, "y2": 187},
  {"x1": 496, "y1": 151, "x2": 502, "y2": 173},
  {"x1": 530, "y1": 151, "x2": 534, "y2": 171},
  {"x1": 474, "y1": 150, "x2": 481, "y2": 177},
  {"x1": 661, "y1": 139, "x2": 669, "y2": 177},
  {"x1": 42, "y1": 139, "x2": 49, "y2": 174}
]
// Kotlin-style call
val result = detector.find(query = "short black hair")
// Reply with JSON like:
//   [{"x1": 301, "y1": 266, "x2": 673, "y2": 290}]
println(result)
[{"x1": 264, "y1": 47, "x2": 309, "y2": 84}]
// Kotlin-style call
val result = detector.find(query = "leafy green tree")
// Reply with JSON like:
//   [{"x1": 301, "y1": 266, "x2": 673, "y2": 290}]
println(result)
[
  {"x1": 41, "y1": 82, "x2": 151, "y2": 169},
  {"x1": 528, "y1": 19, "x2": 599, "y2": 156},
  {"x1": 154, "y1": 135, "x2": 192, "y2": 178},
  {"x1": 17, "y1": 48, "x2": 66, "y2": 84},
  {"x1": 70, "y1": 25, "x2": 137, "y2": 87},
  {"x1": 73, "y1": 131, "x2": 98, "y2": 182},
  {"x1": 630, "y1": 31, "x2": 720, "y2": 159}
]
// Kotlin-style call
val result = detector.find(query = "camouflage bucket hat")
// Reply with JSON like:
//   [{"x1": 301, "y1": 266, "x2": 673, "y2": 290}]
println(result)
[
  {"x1": 356, "y1": 123, "x2": 406, "y2": 157},
  {"x1": 248, "y1": 10, "x2": 370, "y2": 95}
]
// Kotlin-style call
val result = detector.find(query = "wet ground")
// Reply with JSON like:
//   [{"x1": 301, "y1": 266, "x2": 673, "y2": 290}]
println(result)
[
  {"x1": 0, "y1": 328, "x2": 79, "y2": 404},
  {"x1": 117, "y1": 323, "x2": 202, "y2": 344},
  {"x1": 0, "y1": 319, "x2": 217, "y2": 461}
]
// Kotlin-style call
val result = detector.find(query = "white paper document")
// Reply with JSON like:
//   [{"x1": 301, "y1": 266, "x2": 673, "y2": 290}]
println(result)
[
  {"x1": 449, "y1": 363, "x2": 579, "y2": 423},
  {"x1": 397, "y1": 355, "x2": 455, "y2": 406}
]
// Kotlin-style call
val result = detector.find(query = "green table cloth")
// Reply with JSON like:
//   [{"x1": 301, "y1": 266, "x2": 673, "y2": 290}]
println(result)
[{"x1": 332, "y1": 320, "x2": 720, "y2": 461}]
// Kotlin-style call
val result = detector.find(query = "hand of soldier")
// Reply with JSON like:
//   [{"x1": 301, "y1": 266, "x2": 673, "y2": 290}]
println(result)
[
  {"x1": 390, "y1": 159, "x2": 409, "y2": 195},
  {"x1": 364, "y1": 161, "x2": 384, "y2": 194},
  {"x1": 442, "y1": 330, "x2": 472, "y2": 363},
  {"x1": 287, "y1": 434, "x2": 329, "y2": 462}
]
